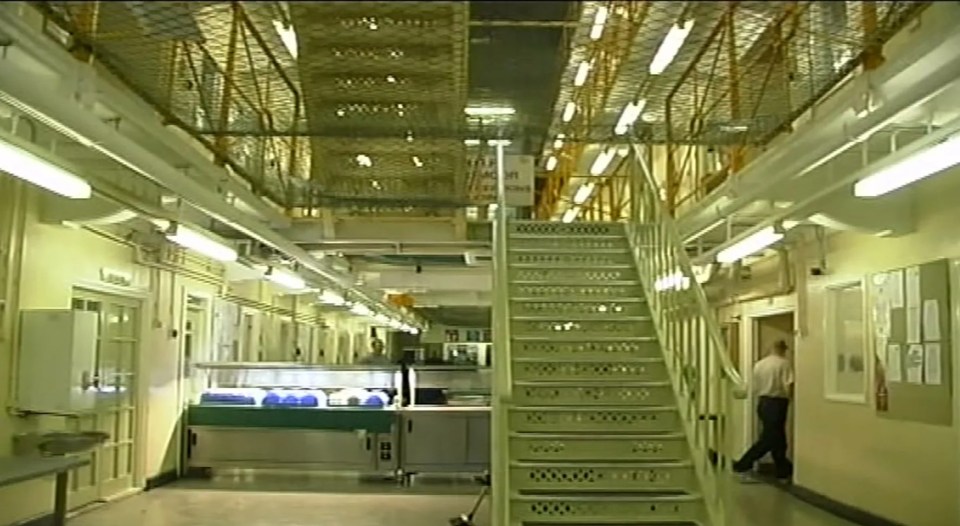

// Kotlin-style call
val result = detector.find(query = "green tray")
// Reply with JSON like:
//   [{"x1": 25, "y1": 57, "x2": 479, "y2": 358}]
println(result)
[{"x1": 187, "y1": 405, "x2": 396, "y2": 433}]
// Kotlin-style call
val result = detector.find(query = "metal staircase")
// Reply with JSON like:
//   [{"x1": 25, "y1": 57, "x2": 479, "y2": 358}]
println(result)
[
  {"x1": 499, "y1": 221, "x2": 707, "y2": 525},
  {"x1": 490, "y1": 145, "x2": 746, "y2": 526}
]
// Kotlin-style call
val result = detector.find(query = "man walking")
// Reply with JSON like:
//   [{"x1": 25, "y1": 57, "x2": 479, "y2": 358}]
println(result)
[{"x1": 733, "y1": 339, "x2": 794, "y2": 480}]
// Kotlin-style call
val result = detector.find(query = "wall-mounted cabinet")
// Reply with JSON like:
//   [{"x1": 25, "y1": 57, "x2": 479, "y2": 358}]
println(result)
[{"x1": 17, "y1": 309, "x2": 99, "y2": 414}]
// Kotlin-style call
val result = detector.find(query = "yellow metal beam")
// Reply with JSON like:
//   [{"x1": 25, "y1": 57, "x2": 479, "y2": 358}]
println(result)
[{"x1": 539, "y1": 1, "x2": 649, "y2": 219}]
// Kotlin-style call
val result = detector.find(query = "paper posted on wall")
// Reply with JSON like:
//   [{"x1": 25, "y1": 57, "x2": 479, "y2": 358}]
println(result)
[
  {"x1": 886, "y1": 344, "x2": 902, "y2": 383},
  {"x1": 922, "y1": 299, "x2": 941, "y2": 342},
  {"x1": 905, "y1": 344, "x2": 924, "y2": 384},
  {"x1": 924, "y1": 343, "x2": 942, "y2": 385}
]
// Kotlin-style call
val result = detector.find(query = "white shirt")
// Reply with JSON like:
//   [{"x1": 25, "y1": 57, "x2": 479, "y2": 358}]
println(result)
[{"x1": 752, "y1": 354, "x2": 794, "y2": 398}]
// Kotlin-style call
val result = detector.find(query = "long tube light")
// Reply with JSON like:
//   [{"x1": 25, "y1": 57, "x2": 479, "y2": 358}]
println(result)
[
  {"x1": 853, "y1": 134, "x2": 960, "y2": 197},
  {"x1": 649, "y1": 20, "x2": 695, "y2": 75},
  {"x1": 319, "y1": 290, "x2": 346, "y2": 306},
  {"x1": 266, "y1": 267, "x2": 307, "y2": 291},
  {"x1": 465, "y1": 106, "x2": 516, "y2": 117},
  {"x1": 166, "y1": 223, "x2": 238, "y2": 262},
  {"x1": 272, "y1": 20, "x2": 298, "y2": 59},
  {"x1": 573, "y1": 182, "x2": 595, "y2": 205},
  {"x1": 562, "y1": 102, "x2": 577, "y2": 123},
  {"x1": 614, "y1": 99, "x2": 647, "y2": 135},
  {"x1": 574, "y1": 61, "x2": 591, "y2": 87},
  {"x1": 590, "y1": 6, "x2": 609, "y2": 40},
  {"x1": 553, "y1": 135, "x2": 565, "y2": 150},
  {"x1": 0, "y1": 135, "x2": 91, "y2": 199},
  {"x1": 716, "y1": 226, "x2": 783, "y2": 264},
  {"x1": 350, "y1": 303, "x2": 373, "y2": 317},
  {"x1": 545, "y1": 155, "x2": 558, "y2": 171},
  {"x1": 590, "y1": 148, "x2": 615, "y2": 176},
  {"x1": 561, "y1": 206, "x2": 581, "y2": 223}
]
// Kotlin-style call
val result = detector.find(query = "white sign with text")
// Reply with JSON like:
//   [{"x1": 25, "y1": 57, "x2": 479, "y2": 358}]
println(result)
[{"x1": 468, "y1": 154, "x2": 535, "y2": 207}]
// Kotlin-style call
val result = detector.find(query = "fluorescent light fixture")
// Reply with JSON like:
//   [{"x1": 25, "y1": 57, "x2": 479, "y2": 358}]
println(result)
[
  {"x1": 265, "y1": 267, "x2": 307, "y2": 291},
  {"x1": 562, "y1": 102, "x2": 577, "y2": 123},
  {"x1": 464, "y1": 139, "x2": 482, "y2": 146},
  {"x1": 356, "y1": 154, "x2": 373, "y2": 167},
  {"x1": 374, "y1": 313, "x2": 391, "y2": 324},
  {"x1": 553, "y1": 135, "x2": 565, "y2": 150},
  {"x1": 590, "y1": 148, "x2": 615, "y2": 176},
  {"x1": 350, "y1": 303, "x2": 372, "y2": 317},
  {"x1": 649, "y1": 20, "x2": 695, "y2": 75},
  {"x1": 165, "y1": 224, "x2": 237, "y2": 262},
  {"x1": 853, "y1": 134, "x2": 960, "y2": 197},
  {"x1": 319, "y1": 290, "x2": 346, "y2": 306},
  {"x1": 561, "y1": 206, "x2": 580, "y2": 223},
  {"x1": 574, "y1": 61, "x2": 591, "y2": 87},
  {"x1": 614, "y1": 99, "x2": 647, "y2": 135},
  {"x1": 590, "y1": 5, "x2": 609, "y2": 40},
  {"x1": 465, "y1": 106, "x2": 516, "y2": 117},
  {"x1": 716, "y1": 226, "x2": 783, "y2": 264},
  {"x1": 412, "y1": 156, "x2": 423, "y2": 167},
  {"x1": 545, "y1": 155, "x2": 558, "y2": 171},
  {"x1": 573, "y1": 182, "x2": 595, "y2": 205},
  {"x1": 272, "y1": 20, "x2": 298, "y2": 59},
  {"x1": 0, "y1": 136, "x2": 92, "y2": 199},
  {"x1": 487, "y1": 139, "x2": 512, "y2": 146}
]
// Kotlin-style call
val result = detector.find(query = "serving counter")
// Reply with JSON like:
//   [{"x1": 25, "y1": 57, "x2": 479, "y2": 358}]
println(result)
[{"x1": 185, "y1": 362, "x2": 490, "y2": 477}]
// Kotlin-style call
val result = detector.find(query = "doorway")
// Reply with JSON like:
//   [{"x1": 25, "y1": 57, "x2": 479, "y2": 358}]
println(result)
[
  {"x1": 751, "y1": 311, "x2": 795, "y2": 473},
  {"x1": 68, "y1": 288, "x2": 142, "y2": 507}
]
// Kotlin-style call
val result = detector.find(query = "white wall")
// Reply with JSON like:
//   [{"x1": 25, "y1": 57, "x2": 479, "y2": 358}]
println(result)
[
  {"x1": 717, "y1": 171, "x2": 960, "y2": 526},
  {"x1": 0, "y1": 185, "x2": 331, "y2": 524}
]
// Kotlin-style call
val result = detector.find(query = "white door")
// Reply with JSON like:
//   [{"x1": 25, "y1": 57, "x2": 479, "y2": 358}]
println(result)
[{"x1": 68, "y1": 290, "x2": 141, "y2": 507}]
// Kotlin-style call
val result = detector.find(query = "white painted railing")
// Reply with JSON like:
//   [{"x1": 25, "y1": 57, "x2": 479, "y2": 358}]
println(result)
[
  {"x1": 490, "y1": 142, "x2": 512, "y2": 526},
  {"x1": 626, "y1": 142, "x2": 748, "y2": 526}
]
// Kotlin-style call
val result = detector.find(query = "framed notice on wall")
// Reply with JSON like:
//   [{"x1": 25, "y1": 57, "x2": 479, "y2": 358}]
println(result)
[{"x1": 824, "y1": 280, "x2": 868, "y2": 403}]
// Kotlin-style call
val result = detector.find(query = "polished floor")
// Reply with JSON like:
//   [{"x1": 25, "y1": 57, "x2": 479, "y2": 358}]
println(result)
[{"x1": 68, "y1": 475, "x2": 857, "y2": 526}]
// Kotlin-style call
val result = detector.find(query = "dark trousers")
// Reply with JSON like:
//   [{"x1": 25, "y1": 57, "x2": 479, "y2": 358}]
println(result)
[{"x1": 734, "y1": 396, "x2": 793, "y2": 478}]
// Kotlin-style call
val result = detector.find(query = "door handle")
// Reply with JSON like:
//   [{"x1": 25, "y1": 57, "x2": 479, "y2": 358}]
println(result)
[
  {"x1": 366, "y1": 436, "x2": 372, "y2": 451},
  {"x1": 407, "y1": 420, "x2": 413, "y2": 433}
]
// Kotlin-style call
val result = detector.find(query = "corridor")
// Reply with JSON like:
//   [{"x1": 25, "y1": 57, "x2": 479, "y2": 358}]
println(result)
[{"x1": 69, "y1": 478, "x2": 855, "y2": 526}]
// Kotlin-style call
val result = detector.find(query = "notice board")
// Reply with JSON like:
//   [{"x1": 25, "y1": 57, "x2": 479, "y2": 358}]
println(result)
[{"x1": 870, "y1": 258, "x2": 953, "y2": 426}]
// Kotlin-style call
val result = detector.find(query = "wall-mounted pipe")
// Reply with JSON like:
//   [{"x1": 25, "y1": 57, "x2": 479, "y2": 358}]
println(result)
[{"x1": 679, "y1": 3, "x2": 960, "y2": 241}]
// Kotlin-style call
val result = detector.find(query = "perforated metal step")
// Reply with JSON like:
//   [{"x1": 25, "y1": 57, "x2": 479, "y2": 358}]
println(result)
[
  {"x1": 511, "y1": 338, "x2": 661, "y2": 361},
  {"x1": 509, "y1": 221, "x2": 625, "y2": 237},
  {"x1": 509, "y1": 433, "x2": 689, "y2": 463},
  {"x1": 511, "y1": 318, "x2": 654, "y2": 339},
  {"x1": 509, "y1": 407, "x2": 681, "y2": 434},
  {"x1": 512, "y1": 382, "x2": 674, "y2": 407},
  {"x1": 511, "y1": 299, "x2": 648, "y2": 319},
  {"x1": 510, "y1": 283, "x2": 644, "y2": 300},
  {"x1": 510, "y1": 461, "x2": 698, "y2": 493},
  {"x1": 508, "y1": 250, "x2": 634, "y2": 267},
  {"x1": 510, "y1": 493, "x2": 707, "y2": 524},
  {"x1": 509, "y1": 267, "x2": 638, "y2": 284},
  {"x1": 511, "y1": 358, "x2": 667, "y2": 382}
]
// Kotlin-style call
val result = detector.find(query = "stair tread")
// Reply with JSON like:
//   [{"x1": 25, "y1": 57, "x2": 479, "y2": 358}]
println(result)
[
  {"x1": 510, "y1": 280, "x2": 641, "y2": 285},
  {"x1": 512, "y1": 356, "x2": 661, "y2": 362},
  {"x1": 509, "y1": 263, "x2": 635, "y2": 269},
  {"x1": 509, "y1": 234, "x2": 626, "y2": 240},
  {"x1": 513, "y1": 380, "x2": 671, "y2": 387},
  {"x1": 512, "y1": 460, "x2": 692, "y2": 467},
  {"x1": 510, "y1": 248, "x2": 631, "y2": 254},
  {"x1": 510, "y1": 431, "x2": 686, "y2": 439},
  {"x1": 511, "y1": 496, "x2": 703, "y2": 502},
  {"x1": 512, "y1": 336, "x2": 657, "y2": 341},
  {"x1": 510, "y1": 296, "x2": 647, "y2": 303},
  {"x1": 513, "y1": 405, "x2": 677, "y2": 411},
  {"x1": 511, "y1": 315, "x2": 651, "y2": 321}
]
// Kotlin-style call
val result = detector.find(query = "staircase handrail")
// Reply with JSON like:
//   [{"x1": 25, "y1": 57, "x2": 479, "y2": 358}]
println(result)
[{"x1": 628, "y1": 142, "x2": 747, "y2": 393}]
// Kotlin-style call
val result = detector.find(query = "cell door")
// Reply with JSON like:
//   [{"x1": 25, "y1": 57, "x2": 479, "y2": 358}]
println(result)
[{"x1": 69, "y1": 289, "x2": 141, "y2": 508}]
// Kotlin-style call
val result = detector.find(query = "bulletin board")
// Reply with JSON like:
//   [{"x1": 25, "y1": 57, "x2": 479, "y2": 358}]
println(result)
[{"x1": 869, "y1": 258, "x2": 953, "y2": 426}]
